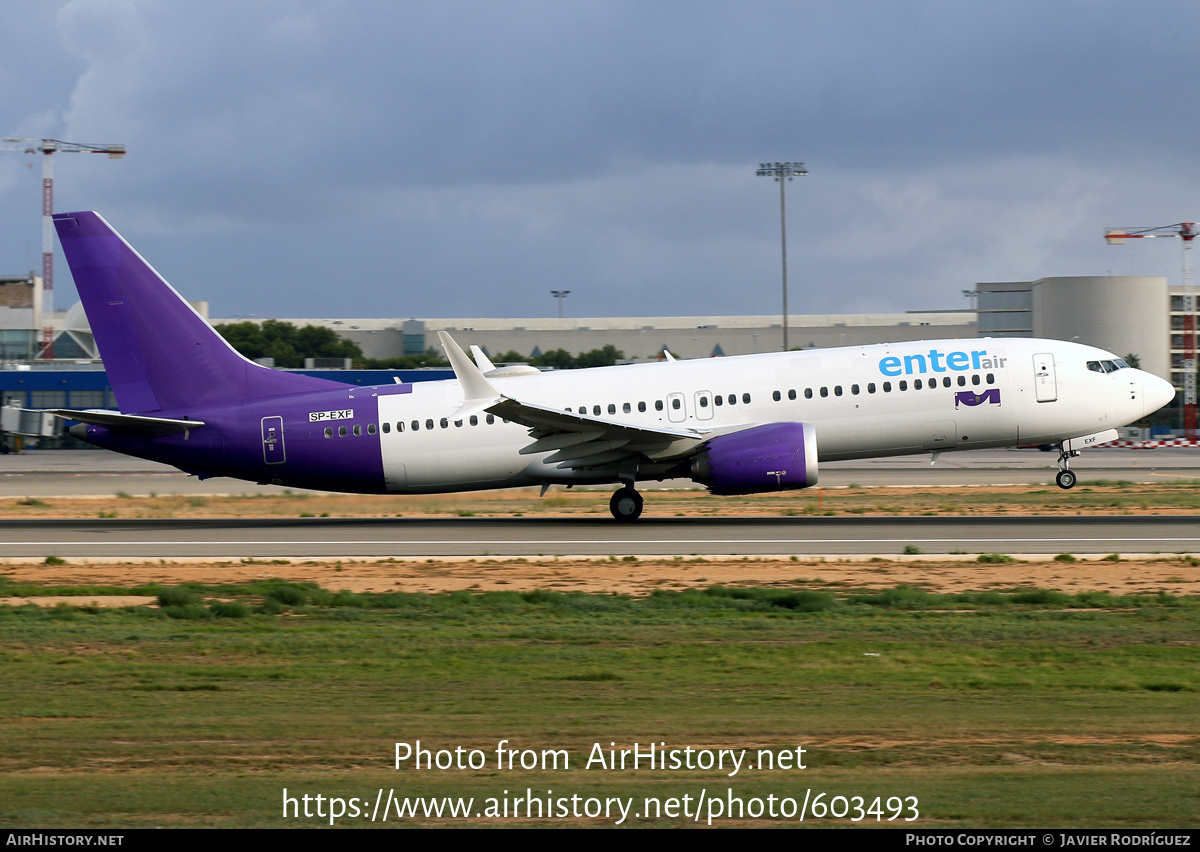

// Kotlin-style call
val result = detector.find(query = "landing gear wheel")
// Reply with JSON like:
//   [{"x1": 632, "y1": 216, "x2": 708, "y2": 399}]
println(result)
[
  {"x1": 1056, "y1": 469, "x2": 1077, "y2": 490},
  {"x1": 609, "y1": 487, "x2": 644, "y2": 522}
]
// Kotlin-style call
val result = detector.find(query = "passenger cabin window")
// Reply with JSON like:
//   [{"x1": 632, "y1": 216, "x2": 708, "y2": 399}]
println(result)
[
  {"x1": 324, "y1": 427, "x2": 333, "y2": 438},
  {"x1": 672, "y1": 398, "x2": 681, "y2": 409},
  {"x1": 868, "y1": 383, "x2": 876, "y2": 393},
  {"x1": 820, "y1": 387, "x2": 828, "y2": 398},
  {"x1": 381, "y1": 422, "x2": 390, "y2": 434},
  {"x1": 397, "y1": 422, "x2": 405, "y2": 432},
  {"x1": 742, "y1": 393, "x2": 751, "y2": 404},
  {"x1": 412, "y1": 420, "x2": 420, "y2": 431},
  {"x1": 883, "y1": 382, "x2": 892, "y2": 392},
  {"x1": 957, "y1": 376, "x2": 966, "y2": 386},
  {"x1": 804, "y1": 388, "x2": 813, "y2": 399},
  {"x1": 899, "y1": 381, "x2": 907, "y2": 391},
  {"x1": 788, "y1": 389, "x2": 797, "y2": 400},
  {"x1": 487, "y1": 414, "x2": 496, "y2": 424},
  {"x1": 367, "y1": 424, "x2": 376, "y2": 435},
  {"x1": 972, "y1": 374, "x2": 980, "y2": 386},
  {"x1": 608, "y1": 404, "x2": 616, "y2": 414},
  {"x1": 638, "y1": 401, "x2": 646, "y2": 412},
  {"x1": 914, "y1": 379, "x2": 923, "y2": 390},
  {"x1": 772, "y1": 390, "x2": 781, "y2": 401},
  {"x1": 834, "y1": 385, "x2": 843, "y2": 396},
  {"x1": 338, "y1": 426, "x2": 348, "y2": 437},
  {"x1": 655, "y1": 400, "x2": 664, "y2": 411},
  {"x1": 728, "y1": 394, "x2": 736, "y2": 405},
  {"x1": 623, "y1": 402, "x2": 631, "y2": 413},
  {"x1": 714, "y1": 395, "x2": 723, "y2": 406},
  {"x1": 851, "y1": 384, "x2": 860, "y2": 395}
]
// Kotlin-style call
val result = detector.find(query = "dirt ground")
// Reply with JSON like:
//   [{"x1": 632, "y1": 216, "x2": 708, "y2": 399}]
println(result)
[
  {"x1": 3, "y1": 480, "x2": 1200, "y2": 520},
  {"x1": 3, "y1": 552, "x2": 1197, "y2": 602}
]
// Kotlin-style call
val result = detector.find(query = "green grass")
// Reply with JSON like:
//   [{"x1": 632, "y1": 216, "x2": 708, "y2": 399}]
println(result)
[{"x1": 0, "y1": 582, "x2": 1197, "y2": 827}]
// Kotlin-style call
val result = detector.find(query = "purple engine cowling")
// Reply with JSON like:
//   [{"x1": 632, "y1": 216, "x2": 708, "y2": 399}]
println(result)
[{"x1": 690, "y1": 422, "x2": 819, "y2": 495}]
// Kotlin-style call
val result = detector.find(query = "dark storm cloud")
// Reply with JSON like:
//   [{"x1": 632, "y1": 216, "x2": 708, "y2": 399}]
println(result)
[{"x1": 2, "y1": 1, "x2": 1199, "y2": 319}]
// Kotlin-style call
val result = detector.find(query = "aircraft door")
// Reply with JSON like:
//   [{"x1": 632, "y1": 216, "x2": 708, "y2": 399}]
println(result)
[
  {"x1": 261, "y1": 416, "x2": 286, "y2": 464},
  {"x1": 667, "y1": 392, "x2": 686, "y2": 423},
  {"x1": 694, "y1": 390, "x2": 714, "y2": 420},
  {"x1": 1033, "y1": 353, "x2": 1058, "y2": 402}
]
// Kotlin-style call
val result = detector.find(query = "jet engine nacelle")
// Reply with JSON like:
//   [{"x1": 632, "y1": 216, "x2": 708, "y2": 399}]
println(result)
[{"x1": 689, "y1": 422, "x2": 818, "y2": 495}]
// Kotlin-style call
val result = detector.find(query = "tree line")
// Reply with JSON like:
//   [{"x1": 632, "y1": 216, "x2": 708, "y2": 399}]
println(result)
[{"x1": 214, "y1": 321, "x2": 627, "y2": 370}]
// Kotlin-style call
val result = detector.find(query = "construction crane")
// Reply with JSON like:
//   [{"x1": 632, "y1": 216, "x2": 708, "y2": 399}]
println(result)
[
  {"x1": 0, "y1": 138, "x2": 126, "y2": 358},
  {"x1": 1105, "y1": 223, "x2": 1197, "y2": 439}
]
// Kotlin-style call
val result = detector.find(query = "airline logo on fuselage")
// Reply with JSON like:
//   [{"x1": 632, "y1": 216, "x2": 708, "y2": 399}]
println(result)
[
  {"x1": 309, "y1": 409, "x2": 354, "y2": 422},
  {"x1": 879, "y1": 349, "x2": 1006, "y2": 376}
]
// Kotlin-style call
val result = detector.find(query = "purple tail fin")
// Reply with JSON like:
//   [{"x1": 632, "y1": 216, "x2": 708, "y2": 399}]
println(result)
[{"x1": 54, "y1": 211, "x2": 340, "y2": 414}]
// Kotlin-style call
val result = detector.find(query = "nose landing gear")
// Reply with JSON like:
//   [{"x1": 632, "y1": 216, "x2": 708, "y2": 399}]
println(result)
[
  {"x1": 1056, "y1": 444, "x2": 1079, "y2": 490},
  {"x1": 609, "y1": 486, "x2": 644, "y2": 521}
]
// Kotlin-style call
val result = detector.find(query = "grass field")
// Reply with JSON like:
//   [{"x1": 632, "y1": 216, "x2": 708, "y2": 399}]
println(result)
[{"x1": 1, "y1": 577, "x2": 1197, "y2": 827}]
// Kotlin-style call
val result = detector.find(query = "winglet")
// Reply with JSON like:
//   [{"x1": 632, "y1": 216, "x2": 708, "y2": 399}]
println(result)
[
  {"x1": 438, "y1": 331, "x2": 505, "y2": 419},
  {"x1": 470, "y1": 345, "x2": 496, "y2": 372}
]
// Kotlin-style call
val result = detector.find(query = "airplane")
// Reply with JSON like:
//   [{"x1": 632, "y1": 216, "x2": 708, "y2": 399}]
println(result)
[{"x1": 46, "y1": 211, "x2": 1176, "y2": 521}]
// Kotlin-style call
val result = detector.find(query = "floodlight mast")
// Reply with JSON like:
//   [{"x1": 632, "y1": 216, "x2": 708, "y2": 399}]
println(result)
[
  {"x1": 0, "y1": 138, "x2": 126, "y2": 358},
  {"x1": 1105, "y1": 223, "x2": 1197, "y2": 439},
  {"x1": 756, "y1": 162, "x2": 807, "y2": 351},
  {"x1": 550, "y1": 289, "x2": 570, "y2": 319}
]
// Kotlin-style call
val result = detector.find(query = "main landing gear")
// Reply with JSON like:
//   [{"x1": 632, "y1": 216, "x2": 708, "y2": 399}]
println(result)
[
  {"x1": 610, "y1": 486, "x2": 644, "y2": 522},
  {"x1": 1055, "y1": 443, "x2": 1079, "y2": 490}
]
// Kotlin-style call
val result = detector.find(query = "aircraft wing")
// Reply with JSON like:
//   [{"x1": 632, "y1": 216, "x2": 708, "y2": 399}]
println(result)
[
  {"x1": 44, "y1": 409, "x2": 206, "y2": 437},
  {"x1": 438, "y1": 332, "x2": 704, "y2": 470}
]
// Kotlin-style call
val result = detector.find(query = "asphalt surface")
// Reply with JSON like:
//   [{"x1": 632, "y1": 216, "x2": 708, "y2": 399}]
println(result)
[
  {"x1": 3, "y1": 449, "x2": 1198, "y2": 559},
  {"x1": 2, "y1": 515, "x2": 1198, "y2": 559},
  {"x1": 2, "y1": 447, "x2": 1199, "y2": 497}
]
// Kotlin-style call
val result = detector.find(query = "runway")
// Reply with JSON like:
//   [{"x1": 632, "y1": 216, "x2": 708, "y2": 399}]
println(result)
[
  {"x1": 3, "y1": 515, "x2": 1198, "y2": 559},
  {"x1": 2, "y1": 447, "x2": 1200, "y2": 497}
]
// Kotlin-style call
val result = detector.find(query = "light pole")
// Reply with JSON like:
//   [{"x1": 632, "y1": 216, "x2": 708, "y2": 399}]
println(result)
[
  {"x1": 756, "y1": 161, "x2": 807, "y2": 351},
  {"x1": 550, "y1": 289, "x2": 570, "y2": 319}
]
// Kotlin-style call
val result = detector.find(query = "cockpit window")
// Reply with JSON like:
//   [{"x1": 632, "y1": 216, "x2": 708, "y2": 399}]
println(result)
[
  {"x1": 1113, "y1": 359, "x2": 1130, "y2": 369},
  {"x1": 1101, "y1": 360, "x2": 1116, "y2": 372},
  {"x1": 1087, "y1": 361, "x2": 1103, "y2": 373}
]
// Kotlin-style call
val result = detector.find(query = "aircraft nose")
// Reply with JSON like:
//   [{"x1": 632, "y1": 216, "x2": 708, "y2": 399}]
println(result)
[{"x1": 1142, "y1": 372, "x2": 1176, "y2": 416}]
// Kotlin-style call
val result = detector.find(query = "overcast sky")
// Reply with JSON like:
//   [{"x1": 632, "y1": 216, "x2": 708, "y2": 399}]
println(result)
[{"x1": 2, "y1": 1, "x2": 1199, "y2": 321}]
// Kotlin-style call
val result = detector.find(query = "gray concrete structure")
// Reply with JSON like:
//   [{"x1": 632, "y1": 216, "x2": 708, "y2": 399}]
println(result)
[{"x1": 977, "y1": 277, "x2": 1171, "y2": 382}]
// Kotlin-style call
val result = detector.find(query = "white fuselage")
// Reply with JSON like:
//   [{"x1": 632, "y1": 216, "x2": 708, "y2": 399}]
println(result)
[{"x1": 373, "y1": 337, "x2": 1173, "y2": 494}]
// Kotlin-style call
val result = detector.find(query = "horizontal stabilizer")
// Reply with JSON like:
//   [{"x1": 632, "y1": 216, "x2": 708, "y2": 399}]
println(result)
[{"x1": 44, "y1": 409, "x2": 205, "y2": 437}]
